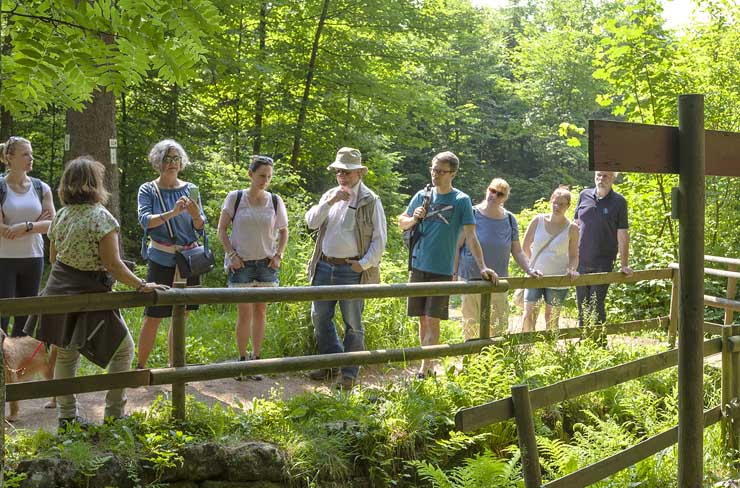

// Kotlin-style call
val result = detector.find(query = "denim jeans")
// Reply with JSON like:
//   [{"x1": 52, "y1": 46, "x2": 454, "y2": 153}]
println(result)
[
  {"x1": 576, "y1": 263, "x2": 613, "y2": 327},
  {"x1": 55, "y1": 331, "x2": 135, "y2": 420},
  {"x1": 310, "y1": 260, "x2": 364, "y2": 379}
]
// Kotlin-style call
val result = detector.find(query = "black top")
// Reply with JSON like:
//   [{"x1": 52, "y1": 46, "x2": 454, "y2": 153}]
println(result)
[{"x1": 573, "y1": 187, "x2": 629, "y2": 267}]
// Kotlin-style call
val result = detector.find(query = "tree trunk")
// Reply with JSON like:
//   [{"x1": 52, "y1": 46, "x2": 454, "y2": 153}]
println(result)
[
  {"x1": 289, "y1": 0, "x2": 330, "y2": 169},
  {"x1": 252, "y1": 1, "x2": 268, "y2": 155},
  {"x1": 64, "y1": 87, "x2": 120, "y2": 221}
]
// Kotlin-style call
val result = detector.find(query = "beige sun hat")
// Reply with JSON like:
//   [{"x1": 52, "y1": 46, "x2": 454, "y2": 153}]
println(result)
[{"x1": 327, "y1": 147, "x2": 366, "y2": 171}]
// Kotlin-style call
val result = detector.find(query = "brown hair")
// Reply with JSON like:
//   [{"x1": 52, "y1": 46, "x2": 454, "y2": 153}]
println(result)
[
  {"x1": 0, "y1": 136, "x2": 31, "y2": 165},
  {"x1": 58, "y1": 156, "x2": 110, "y2": 205},
  {"x1": 550, "y1": 185, "x2": 572, "y2": 205},
  {"x1": 431, "y1": 151, "x2": 460, "y2": 172}
]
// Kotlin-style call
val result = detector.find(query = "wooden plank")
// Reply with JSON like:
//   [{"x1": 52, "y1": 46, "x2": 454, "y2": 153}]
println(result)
[
  {"x1": 705, "y1": 295, "x2": 740, "y2": 312},
  {"x1": 544, "y1": 406, "x2": 722, "y2": 488},
  {"x1": 479, "y1": 292, "x2": 491, "y2": 339},
  {"x1": 511, "y1": 385, "x2": 542, "y2": 488},
  {"x1": 704, "y1": 322, "x2": 725, "y2": 336},
  {"x1": 726, "y1": 264, "x2": 737, "y2": 325},
  {"x1": 705, "y1": 255, "x2": 740, "y2": 267},
  {"x1": 6, "y1": 370, "x2": 151, "y2": 402},
  {"x1": 589, "y1": 120, "x2": 740, "y2": 176}
]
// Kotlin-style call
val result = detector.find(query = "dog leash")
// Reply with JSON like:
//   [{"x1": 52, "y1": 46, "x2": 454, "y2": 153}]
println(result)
[{"x1": 4, "y1": 341, "x2": 45, "y2": 375}]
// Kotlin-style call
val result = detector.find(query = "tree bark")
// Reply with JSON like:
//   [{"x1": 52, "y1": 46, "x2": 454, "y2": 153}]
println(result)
[
  {"x1": 252, "y1": 1, "x2": 268, "y2": 155},
  {"x1": 289, "y1": 0, "x2": 330, "y2": 169}
]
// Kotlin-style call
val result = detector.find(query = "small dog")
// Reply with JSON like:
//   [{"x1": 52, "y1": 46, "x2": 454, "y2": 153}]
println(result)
[{"x1": 2, "y1": 331, "x2": 57, "y2": 422}]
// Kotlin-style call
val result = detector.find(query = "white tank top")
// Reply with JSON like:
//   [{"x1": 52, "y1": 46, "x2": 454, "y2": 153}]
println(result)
[
  {"x1": 0, "y1": 185, "x2": 44, "y2": 258},
  {"x1": 530, "y1": 215, "x2": 570, "y2": 286}
]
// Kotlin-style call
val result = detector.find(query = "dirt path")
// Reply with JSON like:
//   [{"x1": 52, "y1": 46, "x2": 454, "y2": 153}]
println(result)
[{"x1": 2, "y1": 310, "x2": 602, "y2": 435}]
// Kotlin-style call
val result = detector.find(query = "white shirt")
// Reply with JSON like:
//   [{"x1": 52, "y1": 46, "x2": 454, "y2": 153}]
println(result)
[
  {"x1": 0, "y1": 184, "x2": 46, "y2": 258},
  {"x1": 305, "y1": 181, "x2": 387, "y2": 270},
  {"x1": 222, "y1": 191, "x2": 288, "y2": 262}
]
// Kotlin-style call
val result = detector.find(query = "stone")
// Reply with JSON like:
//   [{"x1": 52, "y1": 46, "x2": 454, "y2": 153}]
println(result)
[
  {"x1": 201, "y1": 482, "x2": 286, "y2": 488},
  {"x1": 223, "y1": 442, "x2": 287, "y2": 482},
  {"x1": 18, "y1": 458, "x2": 76, "y2": 488},
  {"x1": 144, "y1": 442, "x2": 226, "y2": 483}
]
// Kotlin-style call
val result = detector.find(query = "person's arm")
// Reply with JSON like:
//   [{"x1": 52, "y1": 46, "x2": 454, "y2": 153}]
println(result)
[
  {"x1": 617, "y1": 228, "x2": 632, "y2": 275},
  {"x1": 185, "y1": 185, "x2": 205, "y2": 231},
  {"x1": 350, "y1": 198, "x2": 387, "y2": 273},
  {"x1": 29, "y1": 187, "x2": 56, "y2": 233},
  {"x1": 49, "y1": 240, "x2": 56, "y2": 263},
  {"x1": 138, "y1": 184, "x2": 183, "y2": 230},
  {"x1": 306, "y1": 189, "x2": 345, "y2": 229},
  {"x1": 270, "y1": 227, "x2": 289, "y2": 270},
  {"x1": 99, "y1": 230, "x2": 169, "y2": 293},
  {"x1": 453, "y1": 232, "x2": 466, "y2": 278},
  {"x1": 217, "y1": 206, "x2": 243, "y2": 271},
  {"x1": 567, "y1": 222, "x2": 580, "y2": 278},
  {"x1": 511, "y1": 240, "x2": 540, "y2": 277},
  {"x1": 463, "y1": 224, "x2": 496, "y2": 281}
]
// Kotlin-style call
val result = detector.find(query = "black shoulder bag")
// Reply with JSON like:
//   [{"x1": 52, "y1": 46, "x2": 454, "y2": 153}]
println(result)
[
  {"x1": 151, "y1": 182, "x2": 215, "y2": 279},
  {"x1": 403, "y1": 184, "x2": 433, "y2": 271}
]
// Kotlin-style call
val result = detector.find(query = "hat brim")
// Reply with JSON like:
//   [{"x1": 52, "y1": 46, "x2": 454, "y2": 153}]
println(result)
[{"x1": 327, "y1": 161, "x2": 367, "y2": 171}]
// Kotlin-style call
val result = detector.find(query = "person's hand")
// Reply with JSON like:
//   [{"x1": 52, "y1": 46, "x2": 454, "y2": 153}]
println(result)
[
  {"x1": 185, "y1": 197, "x2": 201, "y2": 218},
  {"x1": 37, "y1": 209, "x2": 53, "y2": 221},
  {"x1": 480, "y1": 267, "x2": 498, "y2": 283},
  {"x1": 412, "y1": 207, "x2": 427, "y2": 221},
  {"x1": 567, "y1": 268, "x2": 580, "y2": 279},
  {"x1": 138, "y1": 282, "x2": 170, "y2": 293},
  {"x1": 228, "y1": 253, "x2": 244, "y2": 271},
  {"x1": 347, "y1": 259, "x2": 364, "y2": 273},
  {"x1": 269, "y1": 254, "x2": 282, "y2": 270},
  {"x1": 620, "y1": 265, "x2": 633, "y2": 276},
  {"x1": 527, "y1": 267, "x2": 543, "y2": 278},
  {"x1": 169, "y1": 197, "x2": 188, "y2": 217},
  {"x1": 329, "y1": 188, "x2": 351, "y2": 205},
  {"x1": 3, "y1": 223, "x2": 27, "y2": 239}
]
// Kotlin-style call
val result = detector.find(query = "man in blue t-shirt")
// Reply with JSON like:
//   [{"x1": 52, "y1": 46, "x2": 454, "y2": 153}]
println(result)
[
  {"x1": 573, "y1": 171, "x2": 633, "y2": 328},
  {"x1": 399, "y1": 151, "x2": 495, "y2": 378}
]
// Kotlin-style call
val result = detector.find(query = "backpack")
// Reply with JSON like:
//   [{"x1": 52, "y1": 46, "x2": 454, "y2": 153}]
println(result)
[
  {"x1": 232, "y1": 190, "x2": 279, "y2": 220},
  {"x1": 0, "y1": 175, "x2": 44, "y2": 206}
]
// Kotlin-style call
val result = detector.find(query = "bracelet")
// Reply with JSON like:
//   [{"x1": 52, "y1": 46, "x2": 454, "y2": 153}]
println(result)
[
  {"x1": 135, "y1": 278, "x2": 147, "y2": 292},
  {"x1": 273, "y1": 252, "x2": 283, "y2": 260}
]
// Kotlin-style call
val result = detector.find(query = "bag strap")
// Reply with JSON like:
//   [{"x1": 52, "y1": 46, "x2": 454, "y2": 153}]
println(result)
[
  {"x1": 530, "y1": 215, "x2": 569, "y2": 268},
  {"x1": 30, "y1": 177, "x2": 43, "y2": 203},
  {"x1": 232, "y1": 190, "x2": 243, "y2": 221},
  {"x1": 0, "y1": 176, "x2": 5, "y2": 206},
  {"x1": 151, "y1": 180, "x2": 175, "y2": 241},
  {"x1": 272, "y1": 192, "x2": 278, "y2": 214}
]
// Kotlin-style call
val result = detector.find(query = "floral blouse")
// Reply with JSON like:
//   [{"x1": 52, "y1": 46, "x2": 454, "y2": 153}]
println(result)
[{"x1": 49, "y1": 203, "x2": 119, "y2": 271}]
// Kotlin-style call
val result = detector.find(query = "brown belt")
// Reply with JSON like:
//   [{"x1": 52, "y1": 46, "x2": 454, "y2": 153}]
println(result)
[{"x1": 321, "y1": 254, "x2": 360, "y2": 265}]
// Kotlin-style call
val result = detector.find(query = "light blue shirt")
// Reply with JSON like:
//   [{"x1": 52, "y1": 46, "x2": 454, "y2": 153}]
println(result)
[{"x1": 459, "y1": 209, "x2": 518, "y2": 279}]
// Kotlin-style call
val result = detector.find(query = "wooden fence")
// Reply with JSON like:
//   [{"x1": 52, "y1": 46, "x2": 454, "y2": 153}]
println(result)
[{"x1": 0, "y1": 263, "x2": 729, "y2": 486}]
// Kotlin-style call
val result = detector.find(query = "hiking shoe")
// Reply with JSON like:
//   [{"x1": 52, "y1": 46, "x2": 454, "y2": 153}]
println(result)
[
  {"x1": 234, "y1": 355, "x2": 264, "y2": 381},
  {"x1": 58, "y1": 416, "x2": 93, "y2": 431},
  {"x1": 308, "y1": 368, "x2": 340, "y2": 381},
  {"x1": 334, "y1": 376, "x2": 356, "y2": 391}
]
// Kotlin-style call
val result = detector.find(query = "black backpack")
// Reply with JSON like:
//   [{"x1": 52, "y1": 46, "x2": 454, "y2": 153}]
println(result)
[{"x1": 232, "y1": 190, "x2": 279, "y2": 219}]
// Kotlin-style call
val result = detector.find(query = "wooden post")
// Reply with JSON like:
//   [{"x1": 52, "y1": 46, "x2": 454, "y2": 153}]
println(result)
[
  {"x1": 732, "y1": 324, "x2": 740, "y2": 450},
  {"x1": 511, "y1": 384, "x2": 542, "y2": 488},
  {"x1": 171, "y1": 282, "x2": 187, "y2": 421},
  {"x1": 1, "y1": 334, "x2": 5, "y2": 487},
  {"x1": 479, "y1": 292, "x2": 491, "y2": 339},
  {"x1": 722, "y1": 325, "x2": 734, "y2": 449},
  {"x1": 677, "y1": 94, "x2": 705, "y2": 487},
  {"x1": 669, "y1": 269, "x2": 679, "y2": 348},
  {"x1": 725, "y1": 264, "x2": 737, "y2": 325}
]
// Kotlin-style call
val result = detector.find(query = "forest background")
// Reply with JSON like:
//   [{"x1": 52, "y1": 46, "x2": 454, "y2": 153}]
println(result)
[{"x1": 2, "y1": 0, "x2": 740, "y2": 331}]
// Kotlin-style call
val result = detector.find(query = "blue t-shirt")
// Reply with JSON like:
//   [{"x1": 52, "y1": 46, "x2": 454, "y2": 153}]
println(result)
[
  {"x1": 138, "y1": 182, "x2": 206, "y2": 267},
  {"x1": 406, "y1": 187, "x2": 475, "y2": 276},
  {"x1": 573, "y1": 188, "x2": 628, "y2": 267},
  {"x1": 459, "y1": 209, "x2": 518, "y2": 280}
]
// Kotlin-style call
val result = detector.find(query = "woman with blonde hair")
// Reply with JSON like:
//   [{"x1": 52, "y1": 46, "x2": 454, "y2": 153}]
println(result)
[
  {"x1": 24, "y1": 156, "x2": 167, "y2": 428},
  {"x1": 455, "y1": 178, "x2": 539, "y2": 338},
  {"x1": 0, "y1": 136, "x2": 55, "y2": 336},
  {"x1": 521, "y1": 186, "x2": 579, "y2": 331}
]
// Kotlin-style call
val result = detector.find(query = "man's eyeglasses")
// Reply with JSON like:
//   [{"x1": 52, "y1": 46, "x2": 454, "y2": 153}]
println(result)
[
  {"x1": 163, "y1": 155, "x2": 182, "y2": 165},
  {"x1": 430, "y1": 167, "x2": 454, "y2": 175},
  {"x1": 334, "y1": 169, "x2": 354, "y2": 176},
  {"x1": 488, "y1": 188, "x2": 507, "y2": 197}
]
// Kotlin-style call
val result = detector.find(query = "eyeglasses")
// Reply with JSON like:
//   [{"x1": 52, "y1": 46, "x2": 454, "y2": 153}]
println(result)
[
  {"x1": 334, "y1": 169, "x2": 354, "y2": 176},
  {"x1": 488, "y1": 188, "x2": 507, "y2": 197},
  {"x1": 430, "y1": 167, "x2": 455, "y2": 175},
  {"x1": 163, "y1": 155, "x2": 182, "y2": 165}
]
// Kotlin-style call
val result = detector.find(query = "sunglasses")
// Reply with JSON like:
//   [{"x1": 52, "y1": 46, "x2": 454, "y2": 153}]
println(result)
[
  {"x1": 334, "y1": 169, "x2": 355, "y2": 176},
  {"x1": 488, "y1": 188, "x2": 507, "y2": 197}
]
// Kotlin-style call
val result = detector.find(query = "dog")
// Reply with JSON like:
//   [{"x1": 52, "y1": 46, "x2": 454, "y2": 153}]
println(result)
[{"x1": 1, "y1": 331, "x2": 57, "y2": 422}]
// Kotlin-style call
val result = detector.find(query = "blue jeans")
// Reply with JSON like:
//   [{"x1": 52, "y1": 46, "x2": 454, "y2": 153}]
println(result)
[
  {"x1": 576, "y1": 263, "x2": 613, "y2": 327},
  {"x1": 310, "y1": 260, "x2": 364, "y2": 379},
  {"x1": 228, "y1": 258, "x2": 279, "y2": 286}
]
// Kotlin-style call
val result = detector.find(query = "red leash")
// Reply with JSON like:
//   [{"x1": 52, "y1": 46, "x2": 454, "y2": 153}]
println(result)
[{"x1": 4, "y1": 340, "x2": 45, "y2": 375}]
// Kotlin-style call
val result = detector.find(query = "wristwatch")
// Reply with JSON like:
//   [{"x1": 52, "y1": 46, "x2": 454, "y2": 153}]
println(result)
[{"x1": 25, "y1": 221, "x2": 33, "y2": 232}]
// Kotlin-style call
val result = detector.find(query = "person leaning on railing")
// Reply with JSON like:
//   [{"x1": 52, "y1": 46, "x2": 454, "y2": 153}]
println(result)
[{"x1": 23, "y1": 156, "x2": 168, "y2": 430}]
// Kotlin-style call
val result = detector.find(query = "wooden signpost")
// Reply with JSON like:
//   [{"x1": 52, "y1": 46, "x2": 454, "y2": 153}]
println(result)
[{"x1": 590, "y1": 94, "x2": 740, "y2": 486}]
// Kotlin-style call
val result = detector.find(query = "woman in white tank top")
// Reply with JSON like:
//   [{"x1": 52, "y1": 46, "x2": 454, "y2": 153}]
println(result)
[
  {"x1": 0, "y1": 136, "x2": 55, "y2": 336},
  {"x1": 520, "y1": 186, "x2": 579, "y2": 331}
]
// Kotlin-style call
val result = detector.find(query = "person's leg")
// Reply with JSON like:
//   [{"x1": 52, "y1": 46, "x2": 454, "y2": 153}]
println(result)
[
  {"x1": 489, "y1": 292, "x2": 509, "y2": 335},
  {"x1": 419, "y1": 316, "x2": 441, "y2": 375},
  {"x1": 139, "y1": 260, "x2": 176, "y2": 367},
  {"x1": 310, "y1": 261, "x2": 342, "y2": 355},
  {"x1": 10, "y1": 258, "x2": 43, "y2": 337},
  {"x1": 338, "y1": 298, "x2": 365, "y2": 379},
  {"x1": 544, "y1": 288, "x2": 568, "y2": 330},
  {"x1": 138, "y1": 315, "x2": 163, "y2": 368},
  {"x1": 55, "y1": 346, "x2": 81, "y2": 420},
  {"x1": 251, "y1": 302, "x2": 267, "y2": 358},
  {"x1": 522, "y1": 301, "x2": 538, "y2": 332},
  {"x1": 104, "y1": 331, "x2": 135, "y2": 419},
  {"x1": 460, "y1": 292, "x2": 480, "y2": 340},
  {"x1": 591, "y1": 283, "x2": 610, "y2": 325},
  {"x1": 235, "y1": 303, "x2": 253, "y2": 359},
  {"x1": 0, "y1": 259, "x2": 18, "y2": 334}
]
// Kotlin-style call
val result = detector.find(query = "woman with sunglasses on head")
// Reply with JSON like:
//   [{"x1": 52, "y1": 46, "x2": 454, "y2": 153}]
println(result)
[
  {"x1": 217, "y1": 155, "x2": 288, "y2": 380},
  {"x1": 0, "y1": 136, "x2": 56, "y2": 337},
  {"x1": 455, "y1": 178, "x2": 540, "y2": 338},
  {"x1": 521, "y1": 186, "x2": 579, "y2": 332},
  {"x1": 136, "y1": 139, "x2": 205, "y2": 369}
]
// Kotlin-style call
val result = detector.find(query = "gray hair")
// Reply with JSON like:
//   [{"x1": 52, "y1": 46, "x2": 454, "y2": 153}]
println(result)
[
  {"x1": 148, "y1": 139, "x2": 190, "y2": 172},
  {"x1": 0, "y1": 136, "x2": 31, "y2": 165}
]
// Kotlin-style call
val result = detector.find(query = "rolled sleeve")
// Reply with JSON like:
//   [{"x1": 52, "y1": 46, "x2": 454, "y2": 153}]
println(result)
[{"x1": 138, "y1": 183, "x2": 155, "y2": 230}]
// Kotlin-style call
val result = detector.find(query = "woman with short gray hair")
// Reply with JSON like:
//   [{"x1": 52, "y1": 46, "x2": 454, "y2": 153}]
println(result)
[{"x1": 137, "y1": 139, "x2": 205, "y2": 368}]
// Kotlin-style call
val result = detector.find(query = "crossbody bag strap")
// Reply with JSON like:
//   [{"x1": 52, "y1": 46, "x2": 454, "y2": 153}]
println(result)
[
  {"x1": 232, "y1": 190, "x2": 243, "y2": 221},
  {"x1": 530, "y1": 215, "x2": 569, "y2": 268},
  {"x1": 151, "y1": 180, "x2": 175, "y2": 241}
]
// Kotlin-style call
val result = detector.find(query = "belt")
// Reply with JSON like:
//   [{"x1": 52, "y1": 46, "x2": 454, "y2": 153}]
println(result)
[
  {"x1": 244, "y1": 257, "x2": 271, "y2": 265},
  {"x1": 321, "y1": 254, "x2": 360, "y2": 265},
  {"x1": 151, "y1": 240, "x2": 198, "y2": 254}
]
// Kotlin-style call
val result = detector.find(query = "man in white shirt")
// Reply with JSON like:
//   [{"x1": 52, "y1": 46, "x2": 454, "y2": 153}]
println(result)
[{"x1": 305, "y1": 147, "x2": 387, "y2": 390}]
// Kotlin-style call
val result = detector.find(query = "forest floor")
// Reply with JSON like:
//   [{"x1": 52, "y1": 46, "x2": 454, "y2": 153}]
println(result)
[{"x1": 4, "y1": 310, "x2": 662, "y2": 435}]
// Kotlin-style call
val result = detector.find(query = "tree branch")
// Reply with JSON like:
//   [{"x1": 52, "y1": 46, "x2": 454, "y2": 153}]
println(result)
[{"x1": 1, "y1": 10, "x2": 119, "y2": 38}]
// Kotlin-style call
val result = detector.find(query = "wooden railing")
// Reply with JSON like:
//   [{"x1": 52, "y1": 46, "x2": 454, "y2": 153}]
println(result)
[{"x1": 0, "y1": 266, "x2": 697, "y2": 487}]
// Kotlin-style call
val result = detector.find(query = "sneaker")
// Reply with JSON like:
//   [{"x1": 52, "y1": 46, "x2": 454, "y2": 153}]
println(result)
[
  {"x1": 308, "y1": 368, "x2": 340, "y2": 381},
  {"x1": 58, "y1": 416, "x2": 93, "y2": 431},
  {"x1": 334, "y1": 376, "x2": 356, "y2": 391},
  {"x1": 234, "y1": 354, "x2": 265, "y2": 381},
  {"x1": 248, "y1": 354, "x2": 264, "y2": 381}
]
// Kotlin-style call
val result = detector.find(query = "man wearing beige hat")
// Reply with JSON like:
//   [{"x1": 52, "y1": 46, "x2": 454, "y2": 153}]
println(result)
[{"x1": 305, "y1": 147, "x2": 387, "y2": 390}]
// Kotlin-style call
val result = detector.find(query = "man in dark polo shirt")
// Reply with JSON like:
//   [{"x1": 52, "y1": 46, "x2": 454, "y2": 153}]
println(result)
[{"x1": 573, "y1": 171, "x2": 633, "y2": 327}]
